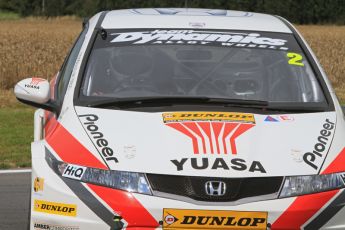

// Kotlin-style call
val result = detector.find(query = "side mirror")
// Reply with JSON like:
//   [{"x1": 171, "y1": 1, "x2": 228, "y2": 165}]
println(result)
[{"x1": 14, "y1": 77, "x2": 56, "y2": 112}]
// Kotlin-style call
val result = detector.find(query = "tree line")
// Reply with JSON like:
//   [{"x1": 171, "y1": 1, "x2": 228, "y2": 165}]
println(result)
[{"x1": 1, "y1": 0, "x2": 345, "y2": 24}]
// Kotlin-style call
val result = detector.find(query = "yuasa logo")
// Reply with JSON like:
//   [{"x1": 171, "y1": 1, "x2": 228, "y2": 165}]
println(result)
[{"x1": 62, "y1": 164, "x2": 86, "y2": 180}]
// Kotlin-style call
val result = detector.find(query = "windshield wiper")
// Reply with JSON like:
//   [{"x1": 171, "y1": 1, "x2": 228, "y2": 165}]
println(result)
[
  {"x1": 86, "y1": 96, "x2": 269, "y2": 108},
  {"x1": 86, "y1": 97, "x2": 328, "y2": 112},
  {"x1": 263, "y1": 102, "x2": 328, "y2": 112}
]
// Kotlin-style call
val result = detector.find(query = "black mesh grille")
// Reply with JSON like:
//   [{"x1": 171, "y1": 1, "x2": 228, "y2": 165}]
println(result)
[{"x1": 147, "y1": 174, "x2": 283, "y2": 202}]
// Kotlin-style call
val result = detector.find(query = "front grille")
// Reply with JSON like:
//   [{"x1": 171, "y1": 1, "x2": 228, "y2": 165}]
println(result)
[{"x1": 147, "y1": 174, "x2": 283, "y2": 202}]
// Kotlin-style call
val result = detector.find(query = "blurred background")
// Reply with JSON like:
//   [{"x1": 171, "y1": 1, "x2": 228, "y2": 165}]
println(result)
[
  {"x1": 1, "y1": 0, "x2": 345, "y2": 23},
  {"x1": 0, "y1": 0, "x2": 344, "y2": 169}
]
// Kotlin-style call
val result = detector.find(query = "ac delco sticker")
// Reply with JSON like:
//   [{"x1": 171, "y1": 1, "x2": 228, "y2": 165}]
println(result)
[
  {"x1": 34, "y1": 200, "x2": 77, "y2": 217},
  {"x1": 163, "y1": 209, "x2": 267, "y2": 229},
  {"x1": 162, "y1": 112, "x2": 255, "y2": 124}
]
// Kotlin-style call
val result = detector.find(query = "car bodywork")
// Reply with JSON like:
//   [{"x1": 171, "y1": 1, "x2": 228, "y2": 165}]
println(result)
[{"x1": 17, "y1": 8, "x2": 345, "y2": 230}]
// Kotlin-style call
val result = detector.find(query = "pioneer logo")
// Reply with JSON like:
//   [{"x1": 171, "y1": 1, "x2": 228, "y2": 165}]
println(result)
[
  {"x1": 303, "y1": 119, "x2": 335, "y2": 170},
  {"x1": 78, "y1": 114, "x2": 119, "y2": 165}
]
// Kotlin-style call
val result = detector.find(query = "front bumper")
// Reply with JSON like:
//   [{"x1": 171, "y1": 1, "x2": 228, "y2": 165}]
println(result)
[{"x1": 30, "y1": 154, "x2": 345, "y2": 230}]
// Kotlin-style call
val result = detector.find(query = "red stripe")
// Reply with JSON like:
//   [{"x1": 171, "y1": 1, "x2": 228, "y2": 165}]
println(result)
[
  {"x1": 49, "y1": 74, "x2": 57, "y2": 100},
  {"x1": 46, "y1": 119, "x2": 158, "y2": 227},
  {"x1": 271, "y1": 190, "x2": 339, "y2": 229},
  {"x1": 272, "y1": 147, "x2": 345, "y2": 229},
  {"x1": 46, "y1": 117, "x2": 107, "y2": 169},
  {"x1": 44, "y1": 111, "x2": 57, "y2": 136},
  {"x1": 212, "y1": 122, "x2": 224, "y2": 154},
  {"x1": 229, "y1": 123, "x2": 254, "y2": 155},
  {"x1": 321, "y1": 147, "x2": 345, "y2": 174},
  {"x1": 222, "y1": 123, "x2": 239, "y2": 154},
  {"x1": 88, "y1": 184, "x2": 159, "y2": 228},
  {"x1": 166, "y1": 123, "x2": 199, "y2": 154},
  {"x1": 183, "y1": 122, "x2": 207, "y2": 154},
  {"x1": 198, "y1": 122, "x2": 214, "y2": 154}
]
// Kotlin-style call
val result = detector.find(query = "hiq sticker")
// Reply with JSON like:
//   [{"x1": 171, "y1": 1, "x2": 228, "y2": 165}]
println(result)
[{"x1": 62, "y1": 164, "x2": 86, "y2": 180}]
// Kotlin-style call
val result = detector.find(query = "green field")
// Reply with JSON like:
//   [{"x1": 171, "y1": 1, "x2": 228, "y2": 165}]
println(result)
[
  {"x1": 0, "y1": 10, "x2": 20, "y2": 20},
  {"x1": 0, "y1": 107, "x2": 34, "y2": 168}
]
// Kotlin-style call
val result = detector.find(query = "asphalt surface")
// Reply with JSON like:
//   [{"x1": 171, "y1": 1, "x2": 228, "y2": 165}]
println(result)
[{"x1": 0, "y1": 172, "x2": 30, "y2": 230}]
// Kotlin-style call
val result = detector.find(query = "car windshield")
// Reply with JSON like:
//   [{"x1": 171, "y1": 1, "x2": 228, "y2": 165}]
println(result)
[{"x1": 81, "y1": 29, "x2": 326, "y2": 105}]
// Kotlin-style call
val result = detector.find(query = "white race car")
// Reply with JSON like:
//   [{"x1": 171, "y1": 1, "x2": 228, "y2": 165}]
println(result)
[{"x1": 15, "y1": 8, "x2": 345, "y2": 230}]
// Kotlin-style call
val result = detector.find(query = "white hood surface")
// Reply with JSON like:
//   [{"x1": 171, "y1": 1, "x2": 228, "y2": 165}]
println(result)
[{"x1": 75, "y1": 106, "x2": 336, "y2": 177}]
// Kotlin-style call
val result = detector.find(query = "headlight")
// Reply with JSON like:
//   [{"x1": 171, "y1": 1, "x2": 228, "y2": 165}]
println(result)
[
  {"x1": 279, "y1": 173, "x2": 345, "y2": 198},
  {"x1": 57, "y1": 162, "x2": 152, "y2": 195}
]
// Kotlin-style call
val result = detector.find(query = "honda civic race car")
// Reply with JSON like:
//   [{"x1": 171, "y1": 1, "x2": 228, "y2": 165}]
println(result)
[{"x1": 14, "y1": 8, "x2": 345, "y2": 230}]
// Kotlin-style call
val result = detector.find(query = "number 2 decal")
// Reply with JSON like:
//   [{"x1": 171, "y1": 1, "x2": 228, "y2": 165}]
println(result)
[{"x1": 287, "y1": 52, "x2": 304, "y2": 66}]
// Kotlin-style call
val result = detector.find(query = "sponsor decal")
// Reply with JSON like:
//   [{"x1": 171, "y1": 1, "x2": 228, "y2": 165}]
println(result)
[
  {"x1": 34, "y1": 200, "x2": 77, "y2": 217},
  {"x1": 164, "y1": 214, "x2": 178, "y2": 225},
  {"x1": 290, "y1": 149, "x2": 303, "y2": 163},
  {"x1": 62, "y1": 164, "x2": 86, "y2": 180},
  {"x1": 24, "y1": 78, "x2": 45, "y2": 89},
  {"x1": 162, "y1": 209, "x2": 267, "y2": 229},
  {"x1": 34, "y1": 223, "x2": 79, "y2": 230},
  {"x1": 163, "y1": 112, "x2": 255, "y2": 124},
  {"x1": 78, "y1": 114, "x2": 119, "y2": 166},
  {"x1": 171, "y1": 158, "x2": 266, "y2": 173},
  {"x1": 279, "y1": 115, "x2": 294, "y2": 121},
  {"x1": 264, "y1": 116, "x2": 278, "y2": 122},
  {"x1": 34, "y1": 177, "x2": 44, "y2": 192},
  {"x1": 264, "y1": 115, "x2": 294, "y2": 122},
  {"x1": 163, "y1": 112, "x2": 255, "y2": 155},
  {"x1": 110, "y1": 29, "x2": 288, "y2": 50},
  {"x1": 164, "y1": 112, "x2": 266, "y2": 173},
  {"x1": 303, "y1": 119, "x2": 335, "y2": 170},
  {"x1": 30, "y1": 78, "x2": 45, "y2": 85},
  {"x1": 124, "y1": 145, "x2": 136, "y2": 159}
]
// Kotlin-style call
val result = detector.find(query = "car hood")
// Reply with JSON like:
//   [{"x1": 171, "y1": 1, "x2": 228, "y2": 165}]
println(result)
[{"x1": 75, "y1": 106, "x2": 336, "y2": 177}]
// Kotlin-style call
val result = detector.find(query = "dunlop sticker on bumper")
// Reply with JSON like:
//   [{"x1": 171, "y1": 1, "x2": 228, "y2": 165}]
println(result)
[
  {"x1": 162, "y1": 112, "x2": 255, "y2": 124},
  {"x1": 163, "y1": 209, "x2": 267, "y2": 229},
  {"x1": 34, "y1": 200, "x2": 77, "y2": 217}
]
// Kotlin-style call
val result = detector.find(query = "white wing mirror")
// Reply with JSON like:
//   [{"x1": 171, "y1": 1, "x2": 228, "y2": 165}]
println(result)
[{"x1": 14, "y1": 78, "x2": 56, "y2": 112}]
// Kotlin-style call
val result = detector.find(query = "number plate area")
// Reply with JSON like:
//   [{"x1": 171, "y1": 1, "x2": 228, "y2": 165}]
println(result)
[{"x1": 163, "y1": 209, "x2": 267, "y2": 229}]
